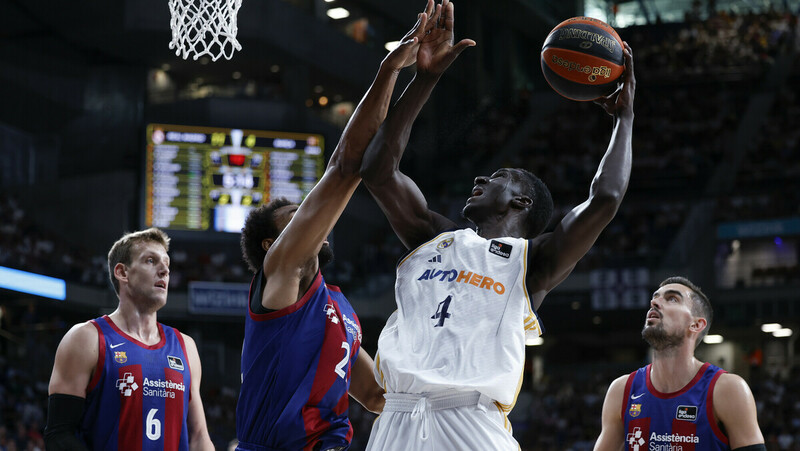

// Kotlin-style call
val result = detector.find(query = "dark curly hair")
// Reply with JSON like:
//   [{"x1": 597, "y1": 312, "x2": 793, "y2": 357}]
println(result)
[
  {"x1": 240, "y1": 197, "x2": 295, "y2": 273},
  {"x1": 514, "y1": 168, "x2": 554, "y2": 238}
]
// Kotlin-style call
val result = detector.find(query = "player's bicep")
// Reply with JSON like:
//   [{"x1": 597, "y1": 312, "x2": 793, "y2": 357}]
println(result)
[
  {"x1": 714, "y1": 374, "x2": 764, "y2": 448},
  {"x1": 366, "y1": 170, "x2": 456, "y2": 249},
  {"x1": 594, "y1": 376, "x2": 627, "y2": 451},
  {"x1": 49, "y1": 323, "x2": 99, "y2": 397},
  {"x1": 533, "y1": 196, "x2": 618, "y2": 291}
]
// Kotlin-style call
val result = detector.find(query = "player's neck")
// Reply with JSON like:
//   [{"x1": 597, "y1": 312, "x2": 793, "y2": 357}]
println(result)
[
  {"x1": 649, "y1": 351, "x2": 704, "y2": 394},
  {"x1": 108, "y1": 306, "x2": 161, "y2": 345},
  {"x1": 475, "y1": 215, "x2": 526, "y2": 239}
]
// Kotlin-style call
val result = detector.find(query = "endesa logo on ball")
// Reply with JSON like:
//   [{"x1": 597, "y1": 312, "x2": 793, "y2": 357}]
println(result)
[{"x1": 549, "y1": 55, "x2": 613, "y2": 82}]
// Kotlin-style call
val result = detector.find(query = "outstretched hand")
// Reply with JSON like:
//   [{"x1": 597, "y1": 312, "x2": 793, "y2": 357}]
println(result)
[
  {"x1": 595, "y1": 42, "x2": 635, "y2": 119},
  {"x1": 416, "y1": 0, "x2": 476, "y2": 78},
  {"x1": 382, "y1": 0, "x2": 436, "y2": 71}
]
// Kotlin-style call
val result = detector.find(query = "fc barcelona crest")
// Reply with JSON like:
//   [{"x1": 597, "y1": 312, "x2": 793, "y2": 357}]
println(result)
[
  {"x1": 114, "y1": 351, "x2": 128, "y2": 364},
  {"x1": 629, "y1": 403, "x2": 641, "y2": 418}
]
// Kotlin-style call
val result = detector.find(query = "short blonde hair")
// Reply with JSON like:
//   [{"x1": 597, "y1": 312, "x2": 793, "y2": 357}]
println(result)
[{"x1": 107, "y1": 228, "x2": 170, "y2": 294}]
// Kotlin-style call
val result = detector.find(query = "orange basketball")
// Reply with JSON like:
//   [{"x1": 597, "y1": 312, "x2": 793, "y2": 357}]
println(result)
[{"x1": 540, "y1": 17, "x2": 625, "y2": 101}]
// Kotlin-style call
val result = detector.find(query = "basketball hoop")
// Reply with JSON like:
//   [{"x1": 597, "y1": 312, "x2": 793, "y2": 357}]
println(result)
[{"x1": 168, "y1": 0, "x2": 243, "y2": 61}]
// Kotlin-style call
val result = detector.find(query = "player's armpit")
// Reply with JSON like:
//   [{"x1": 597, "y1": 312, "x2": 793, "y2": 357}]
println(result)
[
  {"x1": 732, "y1": 445, "x2": 767, "y2": 451},
  {"x1": 44, "y1": 394, "x2": 89, "y2": 451}
]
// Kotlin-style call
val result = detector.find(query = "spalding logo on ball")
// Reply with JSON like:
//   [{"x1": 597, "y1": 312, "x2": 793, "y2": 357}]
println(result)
[{"x1": 541, "y1": 17, "x2": 624, "y2": 101}]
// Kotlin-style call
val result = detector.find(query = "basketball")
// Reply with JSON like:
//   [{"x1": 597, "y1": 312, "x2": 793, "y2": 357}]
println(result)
[{"x1": 540, "y1": 17, "x2": 625, "y2": 101}]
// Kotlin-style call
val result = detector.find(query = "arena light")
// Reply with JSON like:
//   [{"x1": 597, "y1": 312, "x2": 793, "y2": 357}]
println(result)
[
  {"x1": 761, "y1": 323, "x2": 782, "y2": 333},
  {"x1": 384, "y1": 41, "x2": 401, "y2": 52},
  {"x1": 0, "y1": 266, "x2": 66, "y2": 300},
  {"x1": 326, "y1": 7, "x2": 350, "y2": 19},
  {"x1": 773, "y1": 328, "x2": 793, "y2": 338},
  {"x1": 526, "y1": 336, "x2": 543, "y2": 346},
  {"x1": 703, "y1": 334, "x2": 724, "y2": 344}
]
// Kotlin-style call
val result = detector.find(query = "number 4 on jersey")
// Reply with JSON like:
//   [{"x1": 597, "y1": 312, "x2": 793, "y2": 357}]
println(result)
[{"x1": 431, "y1": 295, "x2": 453, "y2": 327}]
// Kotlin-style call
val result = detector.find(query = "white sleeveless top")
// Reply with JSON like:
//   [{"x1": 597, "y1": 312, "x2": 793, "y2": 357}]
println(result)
[{"x1": 374, "y1": 228, "x2": 543, "y2": 409}]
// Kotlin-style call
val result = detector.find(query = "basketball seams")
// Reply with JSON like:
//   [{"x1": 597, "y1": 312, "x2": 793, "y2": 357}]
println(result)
[
  {"x1": 542, "y1": 24, "x2": 624, "y2": 62},
  {"x1": 555, "y1": 17, "x2": 622, "y2": 43}
]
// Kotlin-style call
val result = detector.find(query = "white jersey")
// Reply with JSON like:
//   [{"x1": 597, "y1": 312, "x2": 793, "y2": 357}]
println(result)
[{"x1": 374, "y1": 228, "x2": 543, "y2": 409}]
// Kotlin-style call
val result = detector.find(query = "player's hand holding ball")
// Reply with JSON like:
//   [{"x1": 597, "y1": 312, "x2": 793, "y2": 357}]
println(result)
[
  {"x1": 594, "y1": 42, "x2": 635, "y2": 120},
  {"x1": 540, "y1": 17, "x2": 625, "y2": 101}
]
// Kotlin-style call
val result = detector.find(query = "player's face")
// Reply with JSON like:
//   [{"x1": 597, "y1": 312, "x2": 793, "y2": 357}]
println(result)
[
  {"x1": 641, "y1": 283, "x2": 694, "y2": 350},
  {"x1": 273, "y1": 204, "x2": 299, "y2": 233},
  {"x1": 462, "y1": 168, "x2": 523, "y2": 223},
  {"x1": 273, "y1": 204, "x2": 334, "y2": 269},
  {"x1": 125, "y1": 241, "x2": 170, "y2": 309}
]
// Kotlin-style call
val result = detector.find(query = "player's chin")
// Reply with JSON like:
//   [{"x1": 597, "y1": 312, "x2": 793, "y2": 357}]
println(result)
[
  {"x1": 461, "y1": 203, "x2": 475, "y2": 220},
  {"x1": 152, "y1": 291, "x2": 169, "y2": 305}
]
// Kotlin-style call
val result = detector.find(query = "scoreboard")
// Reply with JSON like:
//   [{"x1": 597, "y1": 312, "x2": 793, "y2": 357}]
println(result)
[{"x1": 144, "y1": 123, "x2": 324, "y2": 233}]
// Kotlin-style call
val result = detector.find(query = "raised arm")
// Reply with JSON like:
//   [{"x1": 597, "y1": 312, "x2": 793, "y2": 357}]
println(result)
[
  {"x1": 360, "y1": 0, "x2": 475, "y2": 250},
  {"x1": 528, "y1": 43, "x2": 635, "y2": 309},
  {"x1": 594, "y1": 375, "x2": 627, "y2": 451},
  {"x1": 713, "y1": 373, "x2": 765, "y2": 449},
  {"x1": 261, "y1": 6, "x2": 432, "y2": 310}
]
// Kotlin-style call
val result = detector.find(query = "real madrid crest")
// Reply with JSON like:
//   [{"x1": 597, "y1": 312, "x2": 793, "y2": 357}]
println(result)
[{"x1": 437, "y1": 237, "x2": 454, "y2": 250}]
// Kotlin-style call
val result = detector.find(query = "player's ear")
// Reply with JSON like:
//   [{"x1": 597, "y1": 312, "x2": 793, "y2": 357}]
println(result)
[
  {"x1": 690, "y1": 317, "x2": 707, "y2": 334},
  {"x1": 114, "y1": 263, "x2": 128, "y2": 285},
  {"x1": 261, "y1": 238, "x2": 275, "y2": 252},
  {"x1": 511, "y1": 195, "x2": 532, "y2": 210}
]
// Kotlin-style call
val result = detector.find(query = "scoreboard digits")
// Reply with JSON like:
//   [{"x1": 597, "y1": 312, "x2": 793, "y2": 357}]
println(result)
[{"x1": 145, "y1": 124, "x2": 324, "y2": 233}]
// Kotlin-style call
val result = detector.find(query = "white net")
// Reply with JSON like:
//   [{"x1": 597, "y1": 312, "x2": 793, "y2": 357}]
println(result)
[{"x1": 168, "y1": 0, "x2": 243, "y2": 61}]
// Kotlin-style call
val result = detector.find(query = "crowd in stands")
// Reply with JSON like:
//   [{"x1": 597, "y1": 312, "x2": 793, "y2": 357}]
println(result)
[
  {"x1": 631, "y1": 5, "x2": 798, "y2": 81},
  {"x1": 717, "y1": 83, "x2": 800, "y2": 223},
  {"x1": 0, "y1": 192, "x2": 252, "y2": 291},
  {"x1": 712, "y1": 68, "x2": 800, "y2": 289},
  {"x1": 0, "y1": 194, "x2": 108, "y2": 289}
]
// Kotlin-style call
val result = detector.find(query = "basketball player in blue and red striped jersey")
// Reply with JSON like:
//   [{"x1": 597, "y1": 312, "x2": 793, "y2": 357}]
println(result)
[
  {"x1": 234, "y1": 2, "x2": 473, "y2": 450},
  {"x1": 45, "y1": 228, "x2": 214, "y2": 451},
  {"x1": 595, "y1": 277, "x2": 765, "y2": 451}
]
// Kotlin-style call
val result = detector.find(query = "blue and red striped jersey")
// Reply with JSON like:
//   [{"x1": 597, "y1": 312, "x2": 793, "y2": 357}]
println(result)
[
  {"x1": 622, "y1": 362, "x2": 729, "y2": 451},
  {"x1": 236, "y1": 270, "x2": 362, "y2": 451},
  {"x1": 81, "y1": 315, "x2": 191, "y2": 451}
]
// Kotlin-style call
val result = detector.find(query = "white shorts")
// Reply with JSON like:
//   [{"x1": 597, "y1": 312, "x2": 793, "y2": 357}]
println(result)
[{"x1": 365, "y1": 391, "x2": 520, "y2": 451}]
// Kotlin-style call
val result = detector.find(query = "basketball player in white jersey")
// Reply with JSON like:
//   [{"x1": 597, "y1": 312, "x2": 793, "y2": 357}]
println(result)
[{"x1": 359, "y1": 5, "x2": 636, "y2": 447}]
